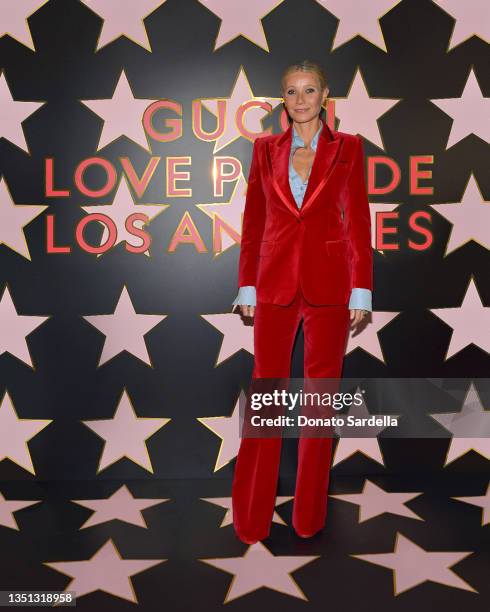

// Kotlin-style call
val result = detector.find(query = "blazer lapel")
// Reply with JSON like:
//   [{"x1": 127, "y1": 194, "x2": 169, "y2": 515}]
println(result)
[{"x1": 267, "y1": 116, "x2": 341, "y2": 218}]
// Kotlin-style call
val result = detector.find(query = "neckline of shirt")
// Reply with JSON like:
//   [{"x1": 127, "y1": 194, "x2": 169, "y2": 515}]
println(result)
[{"x1": 290, "y1": 121, "x2": 323, "y2": 184}]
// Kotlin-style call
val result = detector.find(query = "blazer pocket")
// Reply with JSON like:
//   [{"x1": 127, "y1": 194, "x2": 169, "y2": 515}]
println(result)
[
  {"x1": 259, "y1": 240, "x2": 276, "y2": 256},
  {"x1": 325, "y1": 238, "x2": 349, "y2": 257}
]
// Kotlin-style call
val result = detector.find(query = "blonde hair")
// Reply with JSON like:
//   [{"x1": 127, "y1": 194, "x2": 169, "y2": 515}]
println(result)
[{"x1": 280, "y1": 60, "x2": 329, "y2": 97}]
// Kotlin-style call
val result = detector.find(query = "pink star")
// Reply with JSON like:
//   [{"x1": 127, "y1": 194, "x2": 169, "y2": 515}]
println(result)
[
  {"x1": 81, "y1": 175, "x2": 169, "y2": 254},
  {"x1": 0, "y1": 390, "x2": 52, "y2": 475},
  {"x1": 334, "y1": 68, "x2": 401, "y2": 149},
  {"x1": 0, "y1": 1, "x2": 49, "y2": 50},
  {"x1": 83, "y1": 285, "x2": 167, "y2": 367},
  {"x1": 430, "y1": 276, "x2": 490, "y2": 360},
  {"x1": 430, "y1": 382, "x2": 490, "y2": 464},
  {"x1": 201, "y1": 496, "x2": 293, "y2": 528},
  {"x1": 430, "y1": 173, "x2": 490, "y2": 255},
  {"x1": 201, "y1": 312, "x2": 254, "y2": 365},
  {"x1": 196, "y1": 174, "x2": 247, "y2": 254},
  {"x1": 79, "y1": 0, "x2": 167, "y2": 51},
  {"x1": 452, "y1": 481, "x2": 490, "y2": 527},
  {"x1": 346, "y1": 310, "x2": 400, "y2": 363},
  {"x1": 201, "y1": 67, "x2": 282, "y2": 153},
  {"x1": 315, "y1": 0, "x2": 403, "y2": 52},
  {"x1": 0, "y1": 490, "x2": 42, "y2": 529},
  {"x1": 200, "y1": 541, "x2": 319, "y2": 602},
  {"x1": 44, "y1": 539, "x2": 165, "y2": 603},
  {"x1": 0, "y1": 70, "x2": 44, "y2": 153},
  {"x1": 330, "y1": 479, "x2": 424, "y2": 522},
  {"x1": 432, "y1": 0, "x2": 490, "y2": 50},
  {"x1": 441, "y1": 437, "x2": 490, "y2": 464},
  {"x1": 80, "y1": 69, "x2": 159, "y2": 151},
  {"x1": 197, "y1": 391, "x2": 244, "y2": 471},
  {"x1": 352, "y1": 532, "x2": 477, "y2": 594},
  {"x1": 71, "y1": 484, "x2": 169, "y2": 528},
  {"x1": 0, "y1": 177, "x2": 48, "y2": 259},
  {"x1": 0, "y1": 284, "x2": 49, "y2": 368},
  {"x1": 431, "y1": 67, "x2": 489, "y2": 148},
  {"x1": 334, "y1": 437, "x2": 385, "y2": 466},
  {"x1": 333, "y1": 385, "x2": 398, "y2": 466},
  {"x1": 82, "y1": 389, "x2": 170, "y2": 473},
  {"x1": 197, "y1": 0, "x2": 286, "y2": 51}
]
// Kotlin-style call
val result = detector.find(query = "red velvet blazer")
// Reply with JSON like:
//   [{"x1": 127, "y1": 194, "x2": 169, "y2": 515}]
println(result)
[{"x1": 237, "y1": 116, "x2": 373, "y2": 306}]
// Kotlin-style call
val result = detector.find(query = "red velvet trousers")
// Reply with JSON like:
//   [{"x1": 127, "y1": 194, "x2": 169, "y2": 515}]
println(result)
[{"x1": 232, "y1": 284, "x2": 350, "y2": 541}]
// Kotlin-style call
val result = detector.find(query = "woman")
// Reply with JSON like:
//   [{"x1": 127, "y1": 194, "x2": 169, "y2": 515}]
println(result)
[{"x1": 231, "y1": 60, "x2": 373, "y2": 544}]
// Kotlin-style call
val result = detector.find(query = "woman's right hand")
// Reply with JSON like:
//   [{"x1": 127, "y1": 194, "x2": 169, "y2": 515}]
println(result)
[
  {"x1": 232, "y1": 286, "x2": 257, "y2": 317},
  {"x1": 239, "y1": 305, "x2": 255, "y2": 317}
]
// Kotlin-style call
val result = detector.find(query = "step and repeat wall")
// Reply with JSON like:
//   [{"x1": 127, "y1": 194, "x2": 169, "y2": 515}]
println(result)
[{"x1": 0, "y1": 0, "x2": 488, "y2": 482}]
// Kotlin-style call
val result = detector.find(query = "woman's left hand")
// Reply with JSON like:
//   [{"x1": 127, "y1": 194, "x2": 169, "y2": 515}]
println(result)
[{"x1": 349, "y1": 308, "x2": 369, "y2": 331}]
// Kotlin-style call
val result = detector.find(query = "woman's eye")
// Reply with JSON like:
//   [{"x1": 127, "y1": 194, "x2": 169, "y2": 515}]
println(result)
[{"x1": 287, "y1": 89, "x2": 315, "y2": 95}]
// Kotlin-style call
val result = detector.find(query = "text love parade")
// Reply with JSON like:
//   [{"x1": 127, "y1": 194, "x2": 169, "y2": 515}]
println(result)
[{"x1": 41, "y1": 106, "x2": 438, "y2": 255}]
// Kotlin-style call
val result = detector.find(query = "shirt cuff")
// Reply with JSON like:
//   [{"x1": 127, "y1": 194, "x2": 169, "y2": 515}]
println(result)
[
  {"x1": 348, "y1": 288, "x2": 372, "y2": 311},
  {"x1": 232, "y1": 285, "x2": 256, "y2": 306}
]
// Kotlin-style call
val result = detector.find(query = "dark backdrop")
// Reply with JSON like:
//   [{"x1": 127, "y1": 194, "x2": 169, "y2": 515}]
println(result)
[{"x1": 0, "y1": 0, "x2": 488, "y2": 484}]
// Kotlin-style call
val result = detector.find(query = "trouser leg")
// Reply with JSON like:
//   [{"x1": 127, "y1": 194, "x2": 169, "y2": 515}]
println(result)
[
  {"x1": 232, "y1": 288, "x2": 302, "y2": 541},
  {"x1": 292, "y1": 289, "x2": 350, "y2": 535}
]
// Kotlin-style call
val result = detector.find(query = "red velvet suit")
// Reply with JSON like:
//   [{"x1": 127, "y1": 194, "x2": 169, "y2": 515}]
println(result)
[
  {"x1": 237, "y1": 116, "x2": 372, "y2": 305},
  {"x1": 232, "y1": 116, "x2": 373, "y2": 542}
]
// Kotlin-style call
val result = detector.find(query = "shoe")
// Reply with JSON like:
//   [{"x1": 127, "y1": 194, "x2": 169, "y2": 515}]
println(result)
[{"x1": 294, "y1": 528, "x2": 321, "y2": 539}]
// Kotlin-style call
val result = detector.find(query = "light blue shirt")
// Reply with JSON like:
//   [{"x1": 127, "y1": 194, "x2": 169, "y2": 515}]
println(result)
[{"x1": 233, "y1": 122, "x2": 372, "y2": 311}]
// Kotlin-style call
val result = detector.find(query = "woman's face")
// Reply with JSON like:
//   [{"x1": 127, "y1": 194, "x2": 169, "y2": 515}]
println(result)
[{"x1": 282, "y1": 70, "x2": 328, "y2": 123}]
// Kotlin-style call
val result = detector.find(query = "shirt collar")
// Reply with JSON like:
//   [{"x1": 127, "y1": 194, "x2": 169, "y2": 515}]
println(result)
[{"x1": 291, "y1": 120, "x2": 323, "y2": 152}]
